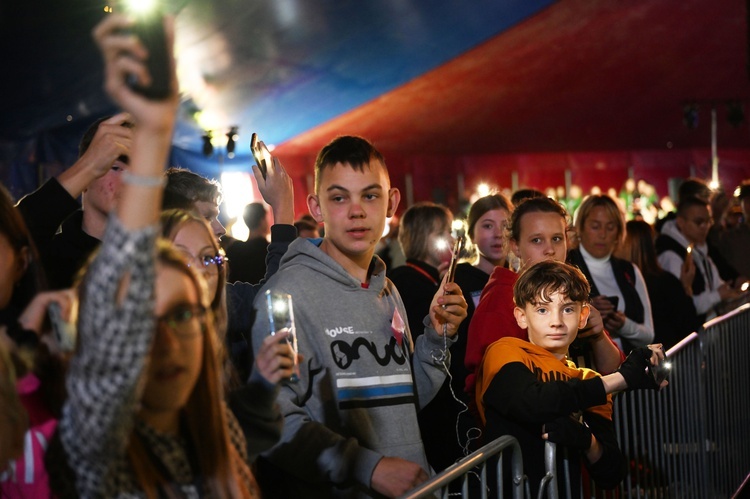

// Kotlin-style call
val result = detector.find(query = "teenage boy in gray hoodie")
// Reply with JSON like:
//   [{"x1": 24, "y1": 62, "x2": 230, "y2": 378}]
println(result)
[{"x1": 250, "y1": 135, "x2": 468, "y2": 498}]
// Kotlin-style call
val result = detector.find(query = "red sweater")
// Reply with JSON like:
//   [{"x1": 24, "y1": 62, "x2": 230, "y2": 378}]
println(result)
[{"x1": 464, "y1": 267, "x2": 527, "y2": 395}]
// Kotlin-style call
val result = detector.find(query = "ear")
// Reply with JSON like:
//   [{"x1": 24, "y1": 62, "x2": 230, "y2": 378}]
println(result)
[
  {"x1": 509, "y1": 238, "x2": 520, "y2": 260},
  {"x1": 386, "y1": 188, "x2": 401, "y2": 218},
  {"x1": 513, "y1": 306, "x2": 528, "y2": 329},
  {"x1": 579, "y1": 304, "x2": 591, "y2": 329},
  {"x1": 14, "y1": 246, "x2": 30, "y2": 283},
  {"x1": 307, "y1": 193, "x2": 324, "y2": 224}
]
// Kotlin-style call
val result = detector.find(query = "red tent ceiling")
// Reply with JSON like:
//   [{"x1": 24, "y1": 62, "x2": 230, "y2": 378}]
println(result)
[{"x1": 276, "y1": 0, "x2": 750, "y2": 159}]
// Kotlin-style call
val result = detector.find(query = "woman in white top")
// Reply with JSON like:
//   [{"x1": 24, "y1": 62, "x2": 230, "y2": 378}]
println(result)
[{"x1": 568, "y1": 195, "x2": 654, "y2": 352}]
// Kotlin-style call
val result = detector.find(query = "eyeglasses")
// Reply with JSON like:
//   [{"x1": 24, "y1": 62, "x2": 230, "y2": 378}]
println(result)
[
  {"x1": 185, "y1": 254, "x2": 227, "y2": 274},
  {"x1": 156, "y1": 304, "x2": 206, "y2": 338}
]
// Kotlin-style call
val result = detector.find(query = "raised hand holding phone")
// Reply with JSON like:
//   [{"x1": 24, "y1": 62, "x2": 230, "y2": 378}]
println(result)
[
  {"x1": 250, "y1": 133, "x2": 295, "y2": 225},
  {"x1": 251, "y1": 133, "x2": 271, "y2": 180}
]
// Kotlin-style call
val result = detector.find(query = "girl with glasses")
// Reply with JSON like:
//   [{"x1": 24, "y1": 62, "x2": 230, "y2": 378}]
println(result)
[{"x1": 55, "y1": 13, "x2": 268, "y2": 497}]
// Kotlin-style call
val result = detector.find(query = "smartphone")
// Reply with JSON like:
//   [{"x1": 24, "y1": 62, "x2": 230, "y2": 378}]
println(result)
[
  {"x1": 605, "y1": 295, "x2": 619, "y2": 310},
  {"x1": 251, "y1": 133, "x2": 271, "y2": 180},
  {"x1": 649, "y1": 356, "x2": 672, "y2": 386},
  {"x1": 48, "y1": 302, "x2": 77, "y2": 353},
  {"x1": 444, "y1": 236, "x2": 465, "y2": 288},
  {"x1": 126, "y1": 11, "x2": 171, "y2": 100},
  {"x1": 265, "y1": 290, "x2": 299, "y2": 382}
]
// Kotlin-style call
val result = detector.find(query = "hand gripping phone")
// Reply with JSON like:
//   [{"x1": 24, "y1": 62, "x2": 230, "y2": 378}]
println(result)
[
  {"x1": 126, "y1": 10, "x2": 171, "y2": 100},
  {"x1": 48, "y1": 302, "x2": 77, "y2": 353},
  {"x1": 445, "y1": 236, "x2": 465, "y2": 288},
  {"x1": 251, "y1": 133, "x2": 271, "y2": 180}
]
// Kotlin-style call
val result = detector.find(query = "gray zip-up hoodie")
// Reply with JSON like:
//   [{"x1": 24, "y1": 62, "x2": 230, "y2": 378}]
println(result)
[{"x1": 250, "y1": 237, "x2": 453, "y2": 498}]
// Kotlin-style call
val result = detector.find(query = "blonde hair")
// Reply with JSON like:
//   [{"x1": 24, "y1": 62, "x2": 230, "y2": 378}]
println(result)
[{"x1": 574, "y1": 194, "x2": 625, "y2": 248}]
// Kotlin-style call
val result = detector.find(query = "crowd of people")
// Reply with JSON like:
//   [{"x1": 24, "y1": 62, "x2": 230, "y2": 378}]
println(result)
[{"x1": 2, "y1": 11, "x2": 746, "y2": 499}]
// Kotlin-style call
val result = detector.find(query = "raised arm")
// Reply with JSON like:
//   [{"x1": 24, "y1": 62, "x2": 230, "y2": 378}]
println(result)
[{"x1": 60, "y1": 12, "x2": 178, "y2": 495}]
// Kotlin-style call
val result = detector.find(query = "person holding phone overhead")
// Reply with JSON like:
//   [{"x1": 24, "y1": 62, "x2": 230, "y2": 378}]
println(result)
[
  {"x1": 567, "y1": 195, "x2": 654, "y2": 353},
  {"x1": 55, "y1": 12, "x2": 259, "y2": 497}
]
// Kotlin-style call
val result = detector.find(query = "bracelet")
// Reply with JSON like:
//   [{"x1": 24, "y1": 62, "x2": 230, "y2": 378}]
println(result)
[{"x1": 122, "y1": 170, "x2": 167, "y2": 188}]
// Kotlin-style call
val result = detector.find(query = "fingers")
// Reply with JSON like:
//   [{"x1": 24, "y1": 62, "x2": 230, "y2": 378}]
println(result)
[
  {"x1": 256, "y1": 331, "x2": 296, "y2": 384},
  {"x1": 103, "y1": 112, "x2": 134, "y2": 126},
  {"x1": 647, "y1": 343, "x2": 665, "y2": 364}
]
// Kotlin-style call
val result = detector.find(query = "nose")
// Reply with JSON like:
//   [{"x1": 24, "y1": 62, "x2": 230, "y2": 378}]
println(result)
[
  {"x1": 549, "y1": 309, "x2": 564, "y2": 327},
  {"x1": 543, "y1": 241, "x2": 555, "y2": 256},
  {"x1": 349, "y1": 201, "x2": 365, "y2": 219},
  {"x1": 211, "y1": 218, "x2": 226, "y2": 239},
  {"x1": 153, "y1": 323, "x2": 181, "y2": 353}
]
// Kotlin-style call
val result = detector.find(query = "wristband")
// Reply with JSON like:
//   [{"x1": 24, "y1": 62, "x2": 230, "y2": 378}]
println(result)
[{"x1": 122, "y1": 170, "x2": 167, "y2": 188}]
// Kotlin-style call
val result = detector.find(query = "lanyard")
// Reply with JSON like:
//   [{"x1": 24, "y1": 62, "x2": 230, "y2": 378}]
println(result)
[{"x1": 405, "y1": 262, "x2": 439, "y2": 285}]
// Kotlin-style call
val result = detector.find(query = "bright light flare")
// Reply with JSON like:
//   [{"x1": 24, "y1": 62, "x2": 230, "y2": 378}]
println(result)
[
  {"x1": 709, "y1": 180, "x2": 720, "y2": 190},
  {"x1": 220, "y1": 172, "x2": 255, "y2": 219},
  {"x1": 742, "y1": 282, "x2": 749, "y2": 292},
  {"x1": 476, "y1": 183, "x2": 491, "y2": 198},
  {"x1": 434, "y1": 237, "x2": 450, "y2": 252},
  {"x1": 663, "y1": 361, "x2": 673, "y2": 371},
  {"x1": 271, "y1": 297, "x2": 290, "y2": 316},
  {"x1": 125, "y1": 0, "x2": 158, "y2": 15}
]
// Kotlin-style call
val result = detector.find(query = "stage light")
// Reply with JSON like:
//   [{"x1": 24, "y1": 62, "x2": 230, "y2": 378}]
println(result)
[
  {"x1": 476, "y1": 183, "x2": 491, "y2": 197},
  {"x1": 226, "y1": 126, "x2": 238, "y2": 158},
  {"x1": 683, "y1": 103, "x2": 699, "y2": 129},
  {"x1": 727, "y1": 101, "x2": 745, "y2": 128},
  {"x1": 202, "y1": 132, "x2": 213, "y2": 157}
]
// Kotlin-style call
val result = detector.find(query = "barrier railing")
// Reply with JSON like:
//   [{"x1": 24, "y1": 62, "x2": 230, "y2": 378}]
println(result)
[
  {"x1": 403, "y1": 304, "x2": 750, "y2": 498},
  {"x1": 399, "y1": 435, "x2": 525, "y2": 499},
  {"x1": 611, "y1": 304, "x2": 750, "y2": 498}
]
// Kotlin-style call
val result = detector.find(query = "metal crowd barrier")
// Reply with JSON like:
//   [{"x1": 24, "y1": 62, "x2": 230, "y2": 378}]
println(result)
[
  {"x1": 399, "y1": 435, "x2": 525, "y2": 499},
  {"x1": 402, "y1": 304, "x2": 750, "y2": 498},
  {"x1": 610, "y1": 303, "x2": 750, "y2": 498}
]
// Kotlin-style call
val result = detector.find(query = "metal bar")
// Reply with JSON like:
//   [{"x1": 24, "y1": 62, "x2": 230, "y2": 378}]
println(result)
[{"x1": 399, "y1": 435, "x2": 524, "y2": 499}]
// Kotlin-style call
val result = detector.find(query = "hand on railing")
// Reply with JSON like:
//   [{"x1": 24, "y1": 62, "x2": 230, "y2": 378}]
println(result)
[
  {"x1": 542, "y1": 415, "x2": 592, "y2": 451},
  {"x1": 372, "y1": 457, "x2": 428, "y2": 498}
]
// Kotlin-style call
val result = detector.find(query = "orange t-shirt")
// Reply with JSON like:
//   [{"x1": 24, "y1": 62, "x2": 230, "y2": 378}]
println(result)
[{"x1": 475, "y1": 337, "x2": 612, "y2": 425}]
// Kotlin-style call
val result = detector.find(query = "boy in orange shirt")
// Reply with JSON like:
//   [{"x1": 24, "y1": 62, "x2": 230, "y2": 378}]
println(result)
[{"x1": 475, "y1": 260, "x2": 666, "y2": 496}]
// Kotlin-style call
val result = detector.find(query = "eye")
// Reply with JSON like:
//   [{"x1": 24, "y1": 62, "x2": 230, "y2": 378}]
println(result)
[
  {"x1": 536, "y1": 307, "x2": 548, "y2": 315},
  {"x1": 552, "y1": 236, "x2": 564, "y2": 243},
  {"x1": 563, "y1": 306, "x2": 575, "y2": 314},
  {"x1": 531, "y1": 237, "x2": 541, "y2": 244},
  {"x1": 111, "y1": 165, "x2": 123, "y2": 172},
  {"x1": 364, "y1": 192, "x2": 379, "y2": 201}
]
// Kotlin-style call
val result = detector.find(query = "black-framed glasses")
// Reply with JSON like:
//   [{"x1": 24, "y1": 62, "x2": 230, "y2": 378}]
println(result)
[{"x1": 156, "y1": 303, "x2": 207, "y2": 338}]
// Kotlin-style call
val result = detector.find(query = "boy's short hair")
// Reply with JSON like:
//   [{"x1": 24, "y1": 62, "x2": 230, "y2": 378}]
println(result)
[
  {"x1": 314, "y1": 136, "x2": 387, "y2": 193},
  {"x1": 514, "y1": 260, "x2": 590, "y2": 308},
  {"x1": 677, "y1": 177, "x2": 711, "y2": 203},
  {"x1": 163, "y1": 167, "x2": 223, "y2": 209}
]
